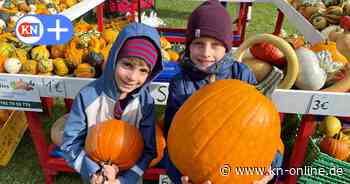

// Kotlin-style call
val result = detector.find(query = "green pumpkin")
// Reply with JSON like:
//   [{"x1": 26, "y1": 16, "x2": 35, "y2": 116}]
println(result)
[
  {"x1": 38, "y1": 59, "x2": 54, "y2": 73},
  {"x1": 31, "y1": 46, "x2": 50, "y2": 61},
  {"x1": 0, "y1": 42, "x2": 15, "y2": 58}
]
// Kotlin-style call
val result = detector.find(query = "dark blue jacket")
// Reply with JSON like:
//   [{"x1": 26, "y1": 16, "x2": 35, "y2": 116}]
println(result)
[
  {"x1": 163, "y1": 55, "x2": 283, "y2": 183},
  {"x1": 60, "y1": 23, "x2": 163, "y2": 184}
]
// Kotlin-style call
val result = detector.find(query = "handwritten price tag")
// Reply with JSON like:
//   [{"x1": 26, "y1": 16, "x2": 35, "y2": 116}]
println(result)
[
  {"x1": 159, "y1": 174, "x2": 172, "y2": 184},
  {"x1": 42, "y1": 78, "x2": 66, "y2": 97},
  {"x1": 307, "y1": 94, "x2": 333, "y2": 115}
]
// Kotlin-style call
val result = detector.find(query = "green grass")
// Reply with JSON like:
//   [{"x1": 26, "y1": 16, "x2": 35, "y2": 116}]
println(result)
[{"x1": 0, "y1": 1, "x2": 299, "y2": 183}]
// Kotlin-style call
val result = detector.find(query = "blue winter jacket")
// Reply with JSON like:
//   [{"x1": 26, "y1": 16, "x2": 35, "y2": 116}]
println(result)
[
  {"x1": 60, "y1": 23, "x2": 163, "y2": 184},
  {"x1": 163, "y1": 55, "x2": 283, "y2": 184}
]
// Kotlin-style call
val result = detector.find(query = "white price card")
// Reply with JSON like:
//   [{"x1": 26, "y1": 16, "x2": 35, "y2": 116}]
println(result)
[
  {"x1": 0, "y1": 76, "x2": 42, "y2": 112},
  {"x1": 149, "y1": 82, "x2": 169, "y2": 105},
  {"x1": 41, "y1": 78, "x2": 66, "y2": 97},
  {"x1": 307, "y1": 94, "x2": 334, "y2": 115},
  {"x1": 159, "y1": 174, "x2": 172, "y2": 184}
]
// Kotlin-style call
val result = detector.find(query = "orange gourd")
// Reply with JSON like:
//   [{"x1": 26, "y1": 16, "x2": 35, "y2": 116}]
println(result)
[
  {"x1": 167, "y1": 80, "x2": 282, "y2": 184},
  {"x1": 0, "y1": 57, "x2": 6, "y2": 72},
  {"x1": 85, "y1": 119, "x2": 144, "y2": 170},
  {"x1": 149, "y1": 124, "x2": 166, "y2": 167},
  {"x1": 51, "y1": 45, "x2": 66, "y2": 59},
  {"x1": 311, "y1": 41, "x2": 348, "y2": 65},
  {"x1": 320, "y1": 137, "x2": 350, "y2": 161}
]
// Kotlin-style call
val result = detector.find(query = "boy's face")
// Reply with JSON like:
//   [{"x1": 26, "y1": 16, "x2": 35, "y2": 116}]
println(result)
[
  {"x1": 115, "y1": 57, "x2": 150, "y2": 94},
  {"x1": 189, "y1": 36, "x2": 226, "y2": 72}
]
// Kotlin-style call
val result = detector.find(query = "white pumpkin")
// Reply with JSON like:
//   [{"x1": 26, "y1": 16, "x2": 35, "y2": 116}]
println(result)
[
  {"x1": 0, "y1": 19, "x2": 6, "y2": 30},
  {"x1": 4, "y1": 58, "x2": 22, "y2": 74},
  {"x1": 295, "y1": 47, "x2": 327, "y2": 90}
]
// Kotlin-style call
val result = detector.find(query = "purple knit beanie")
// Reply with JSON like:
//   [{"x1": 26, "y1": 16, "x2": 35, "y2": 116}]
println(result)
[
  {"x1": 117, "y1": 38, "x2": 158, "y2": 70},
  {"x1": 186, "y1": 0, "x2": 232, "y2": 52}
]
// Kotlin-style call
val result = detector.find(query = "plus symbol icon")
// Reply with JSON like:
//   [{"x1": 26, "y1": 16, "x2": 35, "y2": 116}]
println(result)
[{"x1": 47, "y1": 19, "x2": 68, "y2": 41}]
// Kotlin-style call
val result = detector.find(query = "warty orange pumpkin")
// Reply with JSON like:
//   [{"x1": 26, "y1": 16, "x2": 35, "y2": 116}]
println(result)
[
  {"x1": 85, "y1": 119, "x2": 144, "y2": 170},
  {"x1": 167, "y1": 79, "x2": 282, "y2": 184}
]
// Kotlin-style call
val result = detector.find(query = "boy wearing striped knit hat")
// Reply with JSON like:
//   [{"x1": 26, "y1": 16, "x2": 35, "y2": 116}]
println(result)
[{"x1": 61, "y1": 22, "x2": 163, "y2": 184}]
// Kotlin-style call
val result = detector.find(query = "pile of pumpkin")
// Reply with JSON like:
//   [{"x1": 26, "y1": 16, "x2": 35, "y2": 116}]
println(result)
[
  {"x1": 318, "y1": 116, "x2": 350, "y2": 162},
  {"x1": 159, "y1": 37, "x2": 183, "y2": 62},
  {"x1": 288, "y1": 0, "x2": 350, "y2": 34},
  {"x1": 0, "y1": 0, "x2": 82, "y2": 33},
  {"x1": 0, "y1": 19, "x2": 126, "y2": 78},
  {"x1": 240, "y1": 32, "x2": 349, "y2": 91}
]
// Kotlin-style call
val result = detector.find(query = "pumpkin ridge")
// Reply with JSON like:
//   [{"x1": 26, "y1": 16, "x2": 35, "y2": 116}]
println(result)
[
  {"x1": 188, "y1": 86, "x2": 246, "y2": 133},
  {"x1": 112, "y1": 123, "x2": 126, "y2": 164},
  {"x1": 219, "y1": 93, "x2": 264, "y2": 177},
  {"x1": 98, "y1": 123, "x2": 108, "y2": 161},
  {"x1": 200, "y1": 91, "x2": 263, "y2": 181},
  {"x1": 179, "y1": 83, "x2": 240, "y2": 117},
  {"x1": 105, "y1": 121, "x2": 115, "y2": 162},
  {"x1": 117, "y1": 125, "x2": 137, "y2": 168},
  {"x1": 192, "y1": 89, "x2": 253, "y2": 160}
]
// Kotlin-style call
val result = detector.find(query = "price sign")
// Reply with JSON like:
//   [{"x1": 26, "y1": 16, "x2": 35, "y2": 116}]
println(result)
[
  {"x1": 0, "y1": 76, "x2": 42, "y2": 112},
  {"x1": 307, "y1": 94, "x2": 333, "y2": 115},
  {"x1": 41, "y1": 78, "x2": 66, "y2": 97},
  {"x1": 149, "y1": 82, "x2": 169, "y2": 105},
  {"x1": 159, "y1": 174, "x2": 172, "y2": 184}
]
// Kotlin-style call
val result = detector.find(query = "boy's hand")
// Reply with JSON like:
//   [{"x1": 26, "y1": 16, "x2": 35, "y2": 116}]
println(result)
[
  {"x1": 90, "y1": 173, "x2": 104, "y2": 184},
  {"x1": 102, "y1": 164, "x2": 119, "y2": 181},
  {"x1": 181, "y1": 176, "x2": 212, "y2": 184}
]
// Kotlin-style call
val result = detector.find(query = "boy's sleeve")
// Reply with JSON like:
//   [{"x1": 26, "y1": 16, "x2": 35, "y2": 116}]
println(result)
[
  {"x1": 271, "y1": 151, "x2": 283, "y2": 170},
  {"x1": 239, "y1": 65, "x2": 258, "y2": 85},
  {"x1": 163, "y1": 150, "x2": 183, "y2": 184},
  {"x1": 60, "y1": 94, "x2": 100, "y2": 182},
  {"x1": 164, "y1": 81, "x2": 182, "y2": 138},
  {"x1": 118, "y1": 92, "x2": 157, "y2": 184}
]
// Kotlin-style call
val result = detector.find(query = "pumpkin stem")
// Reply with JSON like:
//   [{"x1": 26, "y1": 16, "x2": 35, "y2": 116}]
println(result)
[
  {"x1": 334, "y1": 132, "x2": 341, "y2": 140},
  {"x1": 256, "y1": 66, "x2": 283, "y2": 98},
  {"x1": 209, "y1": 74, "x2": 216, "y2": 83}
]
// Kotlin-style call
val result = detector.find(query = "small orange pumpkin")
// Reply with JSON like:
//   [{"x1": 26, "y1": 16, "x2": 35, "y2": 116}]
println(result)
[
  {"x1": 85, "y1": 119, "x2": 144, "y2": 170},
  {"x1": 320, "y1": 136, "x2": 350, "y2": 160},
  {"x1": 168, "y1": 80, "x2": 282, "y2": 183},
  {"x1": 311, "y1": 41, "x2": 348, "y2": 66}
]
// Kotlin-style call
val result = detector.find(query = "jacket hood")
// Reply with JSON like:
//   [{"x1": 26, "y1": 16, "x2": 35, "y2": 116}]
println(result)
[{"x1": 98, "y1": 22, "x2": 163, "y2": 100}]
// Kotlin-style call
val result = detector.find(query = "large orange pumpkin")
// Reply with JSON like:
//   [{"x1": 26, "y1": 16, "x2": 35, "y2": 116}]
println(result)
[
  {"x1": 167, "y1": 80, "x2": 282, "y2": 184},
  {"x1": 149, "y1": 124, "x2": 166, "y2": 167},
  {"x1": 311, "y1": 41, "x2": 348, "y2": 66},
  {"x1": 85, "y1": 119, "x2": 144, "y2": 170}
]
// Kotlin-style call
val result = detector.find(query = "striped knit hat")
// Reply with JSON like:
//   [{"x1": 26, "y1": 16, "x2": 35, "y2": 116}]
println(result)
[{"x1": 117, "y1": 37, "x2": 158, "y2": 70}]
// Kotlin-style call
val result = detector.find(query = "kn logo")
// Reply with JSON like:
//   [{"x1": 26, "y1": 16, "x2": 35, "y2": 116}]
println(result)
[{"x1": 15, "y1": 14, "x2": 73, "y2": 45}]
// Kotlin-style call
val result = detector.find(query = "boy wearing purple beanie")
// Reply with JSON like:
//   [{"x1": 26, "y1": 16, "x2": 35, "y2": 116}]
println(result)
[
  {"x1": 61, "y1": 23, "x2": 163, "y2": 184},
  {"x1": 163, "y1": 1, "x2": 283, "y2": 184}
]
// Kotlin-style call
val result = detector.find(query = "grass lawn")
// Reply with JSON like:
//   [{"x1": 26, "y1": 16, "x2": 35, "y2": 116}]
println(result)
[{"x1": 0, "y1": 1, "x2": 299, "y2": 183}]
